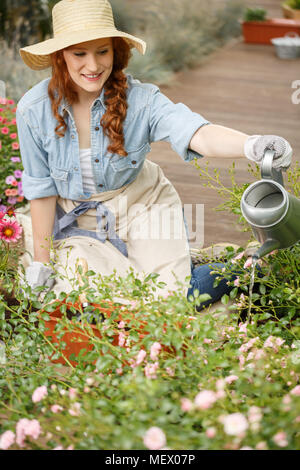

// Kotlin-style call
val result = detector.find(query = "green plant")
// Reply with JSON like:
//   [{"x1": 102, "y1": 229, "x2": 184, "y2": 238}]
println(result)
[
  {"x1": 285, "y1": 0, "x2": 300, "y2": 10},
  {"x1": 243, "y1": 7, "x2": 267, "y2": 22}
]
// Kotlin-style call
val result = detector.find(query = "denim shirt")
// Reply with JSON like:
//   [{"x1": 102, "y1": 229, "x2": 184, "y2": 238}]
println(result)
[{"x1": 16, "y1": 73, "x2": 210, "y2": 201}]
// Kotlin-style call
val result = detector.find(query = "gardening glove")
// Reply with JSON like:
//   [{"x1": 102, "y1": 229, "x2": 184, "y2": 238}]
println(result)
[
  {"x1": 25, "y1": 261, "x2": 55, "y2": 292},
  {"x1": 244, "y1": 135, "x2": 292, "y2": 170}
]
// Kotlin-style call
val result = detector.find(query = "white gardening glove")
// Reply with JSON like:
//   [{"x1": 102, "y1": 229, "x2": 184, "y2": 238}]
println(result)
[
  {"x1": 244, "y1": 135, "x2": 292, "y2": 170},
  {"x1": 25, "y1": 261, "x2": 55, "y2": 292}
]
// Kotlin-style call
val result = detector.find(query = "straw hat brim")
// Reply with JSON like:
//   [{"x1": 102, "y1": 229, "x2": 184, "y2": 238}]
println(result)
[{"x1": 19, "y1": 28, "x2": 146, "y2": 70}]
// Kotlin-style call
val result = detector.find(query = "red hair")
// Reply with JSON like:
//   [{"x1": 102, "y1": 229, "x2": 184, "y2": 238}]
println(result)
[{"x1": 48, "y1": 37, "x2": 132, "y2": 156}]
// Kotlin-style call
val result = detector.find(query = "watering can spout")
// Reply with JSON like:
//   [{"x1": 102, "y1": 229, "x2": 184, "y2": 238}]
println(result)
[{"x1": 252, "y1": 239, "x2": 280, "y2": 261}]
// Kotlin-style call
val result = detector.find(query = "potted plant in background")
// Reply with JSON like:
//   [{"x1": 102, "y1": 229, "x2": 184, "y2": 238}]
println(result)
[
  {"x1": 242, "y1": 6, "x2": 300, "y2": 44},
  {"x1": 282, "y1": 0, "x2": 300, "y2": 20}
]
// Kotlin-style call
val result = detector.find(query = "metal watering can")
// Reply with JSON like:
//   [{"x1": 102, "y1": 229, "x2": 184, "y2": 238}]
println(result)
[{"x1": 241, "y1": 150, "x2": 300, "y2": 260}]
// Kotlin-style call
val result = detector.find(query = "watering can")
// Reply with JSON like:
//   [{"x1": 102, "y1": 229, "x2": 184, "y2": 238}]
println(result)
[{"x1": 240, "y1": 150, "x2": 300, "y2": 260}]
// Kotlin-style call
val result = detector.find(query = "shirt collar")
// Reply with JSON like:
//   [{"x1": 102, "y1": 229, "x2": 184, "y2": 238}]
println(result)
[{"x1": 58, "y1": 86, "x2": 106, "y2": 114}]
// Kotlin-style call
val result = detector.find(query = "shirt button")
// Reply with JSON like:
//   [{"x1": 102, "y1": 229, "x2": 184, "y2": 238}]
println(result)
[
  {"x1": 74, "y1": 167, "x2": 79, "y2": 171},
  {"x1": 71, "y1": 135, "x2": 75, "y2": 139},
  {"x1": 131, "y1": 160, "x2": 137, "y2": 164},
  {"x1": 95, "y1": 159, "x2": 99, "y2": 163},
  {"x1": 95, "y1": 127, "x2": 100, "y2": 131}
]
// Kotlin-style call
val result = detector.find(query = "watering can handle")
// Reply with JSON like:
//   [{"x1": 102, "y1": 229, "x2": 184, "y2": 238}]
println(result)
[{"x1": 261, "y1": 150, "x2": 284, "y2": 186}]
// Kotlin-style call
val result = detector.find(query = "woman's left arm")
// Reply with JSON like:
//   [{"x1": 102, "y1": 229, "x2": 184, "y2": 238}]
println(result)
[{"x1": 189, "y1": 124, "x2": 248, "y2": 159}]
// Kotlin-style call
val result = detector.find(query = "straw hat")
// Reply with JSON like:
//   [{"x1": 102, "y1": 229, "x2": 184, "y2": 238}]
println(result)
[{"x1": 19, "y1": 0, "x2": 146, "y2": 70}]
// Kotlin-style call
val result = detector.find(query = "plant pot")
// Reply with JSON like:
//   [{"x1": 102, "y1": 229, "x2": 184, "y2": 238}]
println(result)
[
  {"x1": 40, "y1": 299, "x2": 143, "y2": 367},
  {"x1": 40, "y1": 299, "x2": 177, "y2": 367},
  {"x1": 242, "y1": 18, "x2": 300, "y2": 44},
  {"x1": 282, "y1": 3, "x2": 300, "y2": 20}
]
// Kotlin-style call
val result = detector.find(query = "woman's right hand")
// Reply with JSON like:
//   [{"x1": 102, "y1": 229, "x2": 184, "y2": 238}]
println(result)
[{"x1": 25, "y1": 261, "x2": 55, "y2": 292}]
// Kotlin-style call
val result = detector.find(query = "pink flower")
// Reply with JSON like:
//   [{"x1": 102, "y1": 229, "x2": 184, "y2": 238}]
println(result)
[
  {"x1": 222, "y1": 413, "x2": 248, "y2": 436},
  {"x1": 256, "y1": 441, "x2": 267, "y2": 450},
  {"x1": 16, "y1": 419, "x2": 41, "y2": 447},
  {"x1": 225, "y1": 375, "x2": 238, "y2": 384},
  {"x1": 118, "y1": 331, "x2": 126, "y2": 347},
  {"x1": 150, "y1": 342, "x2": 162, "y2": 361},
  {"x1": 234, "y1": 277, "x2": 240, "y2": 287},
  {"x1": 248, "y1": 406, "x2": 262, "y2": 423},
  {"x1": 203, "y1": 338, "x2": 212, "y2": 344},
  {"x1": 14, "y1": 170, "x2": 22, "y2": 179},
  {"x1": 180, "y1": 398, "x2": 193, "y2": 412},
  {"x1": 239, "y1": 322, "x2": 248, "y2": 334},
  {"x1": 194, "y1": 390, "x2": 217, "y2": 410},
  {"x1": 11, "y1": 118, "x2": 16, "y2": 125},
  {"x1": 0, "y1": 430, "x2": 15, "y2": 450},
  {"x1": 118, "y1": 321, "x2": 125, "y2": 328},
  {"x1": 263, "y1": 336, "x2": 285, "y2": 352},
  {"x1": 144, "y1": 362, "x2": 159, "y2": 379},
  {"x1": 290, "y1": 385, "x2": 300, "y2": 396},
  {"x1": 32, "y1": 385, "x2": 48, "y2": 403},
  {"x1": 1, "y1": 127, "x2": 9, "y2": 134},
  {"x1": 68, "y1": 388, "x2": 77, "y2": 399},
  {"x1": 11, "y1": 156, "x2": 20, "y2": 162},
  {"x1": 51, "y1": 405, "x2": 63, "y2": 413},
  {"x1": 243, "y1": 257, "x2": 253, "y2": 269},
  {"x1": 9, "y1": 133, "x2": 17, "y2": 139},
  {"x1": 273, "y1": 431, "x2": 288, "y2": 447},
  {"x1": 135, "y1": 349, "x2": 147, "y2": 366},
  {"x1": 166, "y1": 367, "x2": 174, "y2": 377},
  {"x1": 206, "y1": 427, "x2": 216, "y2": 438},
  {"x1": 12, "y1": 142, "x2": 19, "y2": 150},
  {"x1": 68, "y1": 402, "x2": 81, "y2": 416},
  {"x1": 143, "y1": 427, "x2": 166, "y2": 450}
]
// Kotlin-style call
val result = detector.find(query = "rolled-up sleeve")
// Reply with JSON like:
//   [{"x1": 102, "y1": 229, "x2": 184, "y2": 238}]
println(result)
[
  {"x1": 148, "y1": 87, "x2": 211, "y2": 162},
  {"x1": 16, "y1": 107, "x2": 58, "y2": 200}
]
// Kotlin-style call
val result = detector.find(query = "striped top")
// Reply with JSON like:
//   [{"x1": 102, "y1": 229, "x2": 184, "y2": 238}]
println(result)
[{"x1": 79, "y1": 148, "x2": 97, "y2": 193}]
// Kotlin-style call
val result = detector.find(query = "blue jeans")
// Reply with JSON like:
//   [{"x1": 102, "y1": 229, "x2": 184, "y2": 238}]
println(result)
[{"x1": 188, "y1": 263, "x2": 238, "y2": 311}]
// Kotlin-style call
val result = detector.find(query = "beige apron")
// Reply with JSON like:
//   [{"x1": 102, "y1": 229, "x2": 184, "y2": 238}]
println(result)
[{"x1": 21, "y1": 160, "x2": 192, "y2": 299}]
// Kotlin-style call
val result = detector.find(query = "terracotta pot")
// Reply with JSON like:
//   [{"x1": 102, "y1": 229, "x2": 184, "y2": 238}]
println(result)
[
  {"x1": 39, "y1": 300, "x2": 176, "y2": 367},
  {"x1": 40, "y1": 300, "x2": 145, "y2": 367},
  {"x1": 242, "y1": 18, "x2": 300, "y2": 44},
  {"x1": 282, "y1": 3, "x2": 300, "y2": 20}
]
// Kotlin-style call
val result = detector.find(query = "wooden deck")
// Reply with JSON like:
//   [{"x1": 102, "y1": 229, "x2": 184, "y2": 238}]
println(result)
[{"x1": 147, "y1": 0, "x2": 300, "y2": 248}]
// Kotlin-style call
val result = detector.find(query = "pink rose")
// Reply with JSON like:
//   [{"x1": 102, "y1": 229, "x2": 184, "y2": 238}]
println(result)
[
  {"x1": 16, "y1": 419, "x2": 41, "y2": 447},
  {"x1": 144, "y1": 362, "x2": 159, "y2": 379},
  {"x1": 0, "y1": 430, "x2": 15, "y2": 450},
  {"x1": 222, "y1": 413, "x2": 248, "y2": 436},
  {"x1": 273, "y1": 431, "x2": 288, "y2": 447},
  {"x1": 150, "y1": 342, "x2": 162, "y2": 361},
  {"x1": 194, "y1": 390, "x2": 217, "y2": 410},
  {"x1": 180, "y1": 398, "x2": 193, "y2": 412},
  {"x1": 51, "y1": 404, "x2": 63, "y2": 413},
  {"x1": 68, "y1": 402, "x2": 81, "y2": 416},
  {"x1": 32, "y1": 385, "x2": 48, "y2": 403},
  {"x1": 243, "y1": 257, "x2": 253, "y2": 269},
  {"x1": 225, "y1": 375, "x2": 238, "y2": 384},
  {"x1": 68, "y1": 388, "x2": 77, "y2": 399},
  {"x1": 12, "y1": 142, "x2": 19, "y2": 150},
  {"x1": 1, "y1": 127, "x2": 9, "y2": 135},
  {"x1": 206, "y1": 427, "x2": 216, "y2": 438},
  {"x1": 118, "y1": 331, "x2": 126, "y2": 347},
  {"x1": 290, "y1": 385, "x2": 300, "y2": 396},
  {"x1": 143, "y1": 427, "x2": 166, "y2": 450},
  {"x1": 135, "y1": 349, "x2": 146, "y2": 366},
  {"x1": 9, "y1": 133, "x2": 17, "y2": 139}
]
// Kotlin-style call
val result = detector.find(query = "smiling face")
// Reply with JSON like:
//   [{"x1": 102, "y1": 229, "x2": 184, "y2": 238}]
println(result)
[{"x1": 62, "y1": 37, "x2": 114, "y2": 104}]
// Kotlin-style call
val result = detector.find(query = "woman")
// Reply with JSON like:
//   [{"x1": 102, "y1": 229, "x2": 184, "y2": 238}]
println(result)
[{"x1": 16, "y1": 0, "x2": 292, "y2": 308}]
